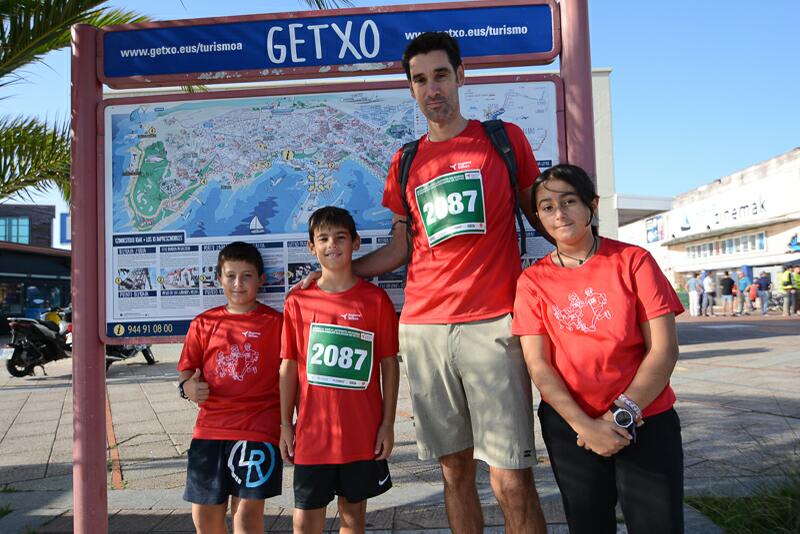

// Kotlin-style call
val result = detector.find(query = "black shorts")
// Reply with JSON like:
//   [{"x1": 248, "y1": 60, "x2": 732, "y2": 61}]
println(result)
[
  {"x1": 183, "y1": 439, "x2": 283, "y2": 505},
  {"x1": 293, "y1": 459, "x2": 391, "y2": 510}
]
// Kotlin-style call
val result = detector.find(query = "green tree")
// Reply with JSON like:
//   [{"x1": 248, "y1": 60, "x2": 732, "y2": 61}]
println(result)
[{"x1": 0, "y1": 0, "x2": 350, "y2": 201}]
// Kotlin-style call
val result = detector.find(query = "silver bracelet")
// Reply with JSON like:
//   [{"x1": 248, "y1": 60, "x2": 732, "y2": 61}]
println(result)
[{"x1": 617, "y1": 393, "x2": 642, "y2": 420}]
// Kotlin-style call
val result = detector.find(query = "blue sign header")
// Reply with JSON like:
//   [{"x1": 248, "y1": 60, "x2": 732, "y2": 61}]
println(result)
[{"x1": 102, "y1": 3, "x2": 555, "y2": 81}]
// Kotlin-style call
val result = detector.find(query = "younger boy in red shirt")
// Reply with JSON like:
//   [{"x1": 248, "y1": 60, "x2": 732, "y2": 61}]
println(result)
[
  {"x1": 177, "y1": 241, "x2": 283, "y2": 533},
  {"x1": 280, "y1": 206, "x2": 400, "y2": 533}
]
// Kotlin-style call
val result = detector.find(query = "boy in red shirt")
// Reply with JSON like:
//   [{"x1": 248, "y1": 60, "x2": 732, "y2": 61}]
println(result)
[
  {"x1": 280, "y1": 206, "x2": 400, "y2": 533},
  {"x1": 177, "y1": 241, "x2": 283, "y2": 533}
]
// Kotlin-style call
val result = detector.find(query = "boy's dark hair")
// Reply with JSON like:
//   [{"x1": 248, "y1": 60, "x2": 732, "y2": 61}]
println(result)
[
  {"x1": 216, "y1": 241, "x2": 264, "y2": 277},
  {"x1": 308, "y1": 206, "x2": 358, "y2": 242},
  {"x1": 531, "y1": 164, "x2": 599, "y2": 245},
  {"x1": 401, "y1": 31, "x2": 462, "y2": 80}
]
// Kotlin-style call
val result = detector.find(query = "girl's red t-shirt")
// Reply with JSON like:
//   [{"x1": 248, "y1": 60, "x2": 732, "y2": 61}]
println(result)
[{"x1": 512, "y1": 238, "x2": 684, "y2": 418}]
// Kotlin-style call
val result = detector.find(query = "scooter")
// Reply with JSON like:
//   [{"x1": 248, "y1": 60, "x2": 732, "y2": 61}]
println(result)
[
  {"x1": 105, "y1": 343, "x2": 157, "y2": 370},
  {"x1": 2, "y1": 308, "x2": 156, "y2": 376},
  {"x1": 3, "y1": 308, "x2": 72, "y2": 377}
]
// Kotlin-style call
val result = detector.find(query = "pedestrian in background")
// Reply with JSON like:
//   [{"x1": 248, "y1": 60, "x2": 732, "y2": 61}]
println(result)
[
  {"x1": 685, "y1": 273, "x2": 701, "y2": 317},
  {"x1": 702, "y1": 273, "x2": 716, "y2": 317},
  {"x1": 719, "y1": 272, "x2": 735, "y2": 317},
  {"x1": 779, "y1": 265, "x2": 796, "y2": 317},
  {"x1": 735, "y1": 270, "x2": 751, "y2": 315},
  {"x1": 756, "y1": 272, "x2": 772, "y2": 316}
]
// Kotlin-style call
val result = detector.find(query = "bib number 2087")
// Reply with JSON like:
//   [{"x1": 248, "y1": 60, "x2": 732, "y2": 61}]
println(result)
[
  {"x1": 421, "y1": 190, "x2": 478, "y2": 225},
  {"x1": 306, "y1": 323, "x2": 374, "y2": 390},
  {"x1": 309, "y1": 344, "x2": 369, "y2": 371}
]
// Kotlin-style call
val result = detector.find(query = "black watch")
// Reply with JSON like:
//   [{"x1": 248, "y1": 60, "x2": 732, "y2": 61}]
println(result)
[
  {"x1": 178, "y1": 378, "x2": 190, "y2": 400},
  {"x1": 610, "y1": 404, "x2": 635, "y2": 430}
]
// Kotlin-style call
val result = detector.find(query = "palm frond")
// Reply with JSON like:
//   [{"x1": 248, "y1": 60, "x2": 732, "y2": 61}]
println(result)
[
  {"x1": 299, "y1": 0, "x2": 353, "y2": 9},
  {"x1": 1, "y1": 1, "x2": 148, "y2": 82},
  {"x1": 0, "y1": 115, "x2": 70, "y2": 200}
]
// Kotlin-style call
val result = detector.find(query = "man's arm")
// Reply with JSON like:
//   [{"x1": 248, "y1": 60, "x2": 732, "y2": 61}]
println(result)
[
  {"x1": 518, "y1": 184, "x2": 536, "y2": 229},
  {"x1": 352, "y1": 213, "x2": 409, "y2": 279}
]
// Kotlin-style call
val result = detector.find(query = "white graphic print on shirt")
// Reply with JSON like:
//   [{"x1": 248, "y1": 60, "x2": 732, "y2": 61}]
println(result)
[
  {"x1": 552, "y1": 288, "x2": 612, "y2": 333},
  {"x1": 216, "y1": 343, "x2": 259, "y2": 381}
]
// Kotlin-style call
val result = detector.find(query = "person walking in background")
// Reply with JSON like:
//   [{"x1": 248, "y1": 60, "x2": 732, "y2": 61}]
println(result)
[
  {"x1": 793, "y1": 266, "x2": 800, "y2": 315},
  {"x1": 719, "y1": 271, "x2": 735, "y2": 317},
  {"x1": 779, "y1": 265, "x2": 795, "y2": 317},
  {"x1": 702, "y1": 273, "x2": 716, "y2": 317},
  {"x1": 685, "y1": 273, "x2": 701, "y2": 317},
  {"x1": 756, "y1": 271, "x2": 772, "y2": 316},
  {"x1": 735, "y1": 270, "x2": 751, "y2": 315}
]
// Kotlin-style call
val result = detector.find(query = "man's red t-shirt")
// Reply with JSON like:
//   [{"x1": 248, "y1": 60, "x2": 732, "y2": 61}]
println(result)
[
  {"x1": 281, "y1": 279, "x2": 399, "y2": 465},
  {"x1": 512, "y1": 239, "x2": 684, "y2": 418},
  {"x1": 382, "y1": 120, "x2": 540, "y2": 324},
  {"x1": 177, "y1": 303, "x2": 282, "y2": 443}
]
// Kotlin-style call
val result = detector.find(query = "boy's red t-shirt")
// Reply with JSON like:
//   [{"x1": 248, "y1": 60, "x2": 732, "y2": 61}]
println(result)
[
  {"x1": 177, "y1": 303, "x2": 282, "y2": 442},
  {"x1": 512, "y1": 239, "x2": 684, "y2": 418},
  {"x1": 281, "y1": 279, "x2": 399, "y2": 465},
  {"x1": 382, "y1": 120, "x2": 540, "y2": 324}
]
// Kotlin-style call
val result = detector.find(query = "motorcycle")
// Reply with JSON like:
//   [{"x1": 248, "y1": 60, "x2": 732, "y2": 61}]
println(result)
[
  {"x1": 105, "y1": 343, "x2": 157, "y2": 370},
  {"x1": 2, "y1": 307, "x2": 156, "y2": 376},
  {"x1": 3, "y1": 307, "x2": 72, "y2": 377}
]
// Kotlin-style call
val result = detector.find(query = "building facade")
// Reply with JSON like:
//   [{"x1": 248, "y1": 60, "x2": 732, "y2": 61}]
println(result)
[{"x1": 619, "y1": 148, "x2": 800, "y2": 287}]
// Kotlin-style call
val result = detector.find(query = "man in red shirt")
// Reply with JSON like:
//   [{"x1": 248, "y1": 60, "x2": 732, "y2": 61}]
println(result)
[{"x1": 351, "y1": 32, "x2": 546, "y2": 533}]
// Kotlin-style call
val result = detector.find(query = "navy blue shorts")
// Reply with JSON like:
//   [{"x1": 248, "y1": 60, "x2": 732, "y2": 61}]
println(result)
[
  {"x1": 183, "y1": 439, "x2": 283, "y2": 505},
  {"x1": 293, "y1": 459, "x2": 391, "y2": 510}
]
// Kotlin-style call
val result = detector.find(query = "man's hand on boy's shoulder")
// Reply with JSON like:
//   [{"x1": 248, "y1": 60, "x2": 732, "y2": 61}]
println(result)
[
  {"x1": 288, "y1": 270, "x2": 322, "y2": 293},
  {"x1": 279, "y1": 424, "x2": 295, "y2": 464},
  {"x1": 184, "y1": 369, "x2": 209, "y2": 404},
  {"x1": 374, "y1": 421, "x2": 395, "y2": 460}
]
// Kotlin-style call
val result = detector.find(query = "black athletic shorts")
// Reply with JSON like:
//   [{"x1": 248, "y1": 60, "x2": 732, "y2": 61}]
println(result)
[
  {"x1": 183, "y1": 439, "x2": 283, "y2": 505},
  {"x1": 293, "y1": 459, "x2": 391, "y2": 510}
]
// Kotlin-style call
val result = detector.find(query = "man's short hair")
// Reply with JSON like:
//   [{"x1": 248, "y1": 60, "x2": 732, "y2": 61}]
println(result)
[
  {"x1": 308, "y1": 206, "x2": 358, "y2": 242},
  {"x1": 401, "y1": 31, "x2": 462, "y2": 80},
  {"x1": 217, "y1": 241, "x2": 264, "y2": 277}
]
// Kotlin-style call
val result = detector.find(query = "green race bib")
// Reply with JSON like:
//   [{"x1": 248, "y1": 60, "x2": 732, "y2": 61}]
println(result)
[
  {"x1": 414, "y1": 170, "x2": 487, "y2": 247},
  {"x1": 306, "y1": 323, "x2": 374, "y2": 390}
]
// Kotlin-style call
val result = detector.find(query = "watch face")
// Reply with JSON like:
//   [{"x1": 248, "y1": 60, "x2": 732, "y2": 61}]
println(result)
[{"x1": 613, "y1": 408, "x2": 634, "y2": 428}]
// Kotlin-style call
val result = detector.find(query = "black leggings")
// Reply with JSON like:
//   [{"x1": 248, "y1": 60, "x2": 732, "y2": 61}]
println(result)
[{"x1": 538, "y1": 402, "x2": 684, "y2": 534}]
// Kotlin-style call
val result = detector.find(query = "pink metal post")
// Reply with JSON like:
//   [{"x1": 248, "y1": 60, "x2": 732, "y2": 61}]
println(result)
[
  {"x1": 559, "y1": 0, "x2": 597, "y2": 178},
  {"x1": 71, "y1": 24, "x2": 108, "y2": 533}
]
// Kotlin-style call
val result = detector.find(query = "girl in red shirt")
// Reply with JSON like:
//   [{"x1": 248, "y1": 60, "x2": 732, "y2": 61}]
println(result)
[{"x1": 512, "y1": 164, "x2": 684, "y2": 534}]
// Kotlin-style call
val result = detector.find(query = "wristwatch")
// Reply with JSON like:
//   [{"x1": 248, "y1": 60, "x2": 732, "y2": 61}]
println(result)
[
  {"x1": 178, "y1": 378, "x2": 190, "y2": 400},
  {"x1": 610, "y1": 405, "x2": 635, "y2": 431}
]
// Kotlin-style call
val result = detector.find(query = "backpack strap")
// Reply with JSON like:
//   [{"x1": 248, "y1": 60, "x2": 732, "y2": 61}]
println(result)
[
  {"x1": 397, "y1": 139, "x2": 420, "y2": 268},
  {"x1": 482, "y1": 119, "x2": 527, "y2": 256}
]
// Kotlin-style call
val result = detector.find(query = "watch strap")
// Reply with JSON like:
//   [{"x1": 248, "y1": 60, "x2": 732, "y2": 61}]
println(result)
[{"x1": 178, "y1": 377, "x2": 191, "y2": 400}]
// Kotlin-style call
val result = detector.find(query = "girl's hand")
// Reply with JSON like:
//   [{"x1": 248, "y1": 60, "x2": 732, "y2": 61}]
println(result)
[{"x1": 575, "y1": 416, "x2": 631, "y2": 457}]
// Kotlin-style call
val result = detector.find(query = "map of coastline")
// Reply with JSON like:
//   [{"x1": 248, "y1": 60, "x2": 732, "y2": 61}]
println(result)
[{"x1": 107, "y1": 82, "x2": 559, "y2": 238}]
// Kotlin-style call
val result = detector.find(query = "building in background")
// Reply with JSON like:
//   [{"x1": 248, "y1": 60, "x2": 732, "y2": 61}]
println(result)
[
  {"x1": 619, "y1": 148, "x2": 800, "y2": 288},
  {"x1": 0, "y1": 204, "x2": 71, "y2": 334}
]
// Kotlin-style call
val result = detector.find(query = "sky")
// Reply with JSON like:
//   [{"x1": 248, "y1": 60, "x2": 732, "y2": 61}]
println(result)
[{"x1": 2, "y1": 0, "x2": 799, "y2": 212}]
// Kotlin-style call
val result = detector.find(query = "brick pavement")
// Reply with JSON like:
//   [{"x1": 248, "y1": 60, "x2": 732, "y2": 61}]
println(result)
[{"x1": 0, "y1": 315, "x2": 797, "y2": 532}]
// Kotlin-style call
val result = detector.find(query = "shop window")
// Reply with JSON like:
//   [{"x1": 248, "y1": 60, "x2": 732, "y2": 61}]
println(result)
[
  {"x1": 749, "y1": 235, "x2": 756, "y2": 251},
  {"x1": 757, "y1": 232, "x2": 766, "y2": 250},
  {"x1": 721, "y1": 240, "x2": 728, "y2": 254},
  {"x1": 734, "y1": 237, "x2": 741, "y2": 253},
  {"x1": 0, "y1": 216, "x2": 30, "y2": 244}
]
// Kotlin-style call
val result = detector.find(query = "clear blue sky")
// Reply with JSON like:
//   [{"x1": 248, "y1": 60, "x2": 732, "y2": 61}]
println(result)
[{"x1": 3, "y1": 0, "x2": 799, "y2": 206}]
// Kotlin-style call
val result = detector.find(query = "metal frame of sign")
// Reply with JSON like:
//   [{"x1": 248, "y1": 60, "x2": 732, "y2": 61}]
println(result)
[
  {"x1": 98, "y1": 0, "x2": 560, "y2": 89},
  {"x1": 96, "y1": 72, "x2": 565, "y2": 344}
]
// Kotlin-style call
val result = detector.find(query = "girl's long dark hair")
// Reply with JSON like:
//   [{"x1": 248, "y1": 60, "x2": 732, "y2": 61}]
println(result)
[{"x1": 530, "y1": 164, "x2": 600, "y2": 245}]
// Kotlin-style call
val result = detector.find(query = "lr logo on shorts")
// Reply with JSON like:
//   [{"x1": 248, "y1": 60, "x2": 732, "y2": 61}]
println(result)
[{"x1": 227, "y1": 441, "x2": 276, "y2": 488}]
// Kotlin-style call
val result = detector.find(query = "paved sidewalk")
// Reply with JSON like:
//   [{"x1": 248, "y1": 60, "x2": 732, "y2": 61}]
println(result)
[{"x1": 0, "y1": 315, "x2": 797, "y2": 532}]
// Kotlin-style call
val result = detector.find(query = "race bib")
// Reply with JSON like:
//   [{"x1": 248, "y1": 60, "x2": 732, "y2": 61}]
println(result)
[
  {"x1": 306, "y1": 323, "x2": 374, "y2": 390},
  {"x1": 414, "y1": 170, "x2": 487, "y2": 247}
]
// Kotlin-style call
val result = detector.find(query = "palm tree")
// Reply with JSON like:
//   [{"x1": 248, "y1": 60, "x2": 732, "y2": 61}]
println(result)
[{"x1": 0, "y1": 0, "x2": 350, "y2": 201}]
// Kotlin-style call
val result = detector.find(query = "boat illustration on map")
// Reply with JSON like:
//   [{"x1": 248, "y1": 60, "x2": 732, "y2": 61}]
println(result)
[{"x1": 249, "y1": 216, "x2": 265, "y2": 234}]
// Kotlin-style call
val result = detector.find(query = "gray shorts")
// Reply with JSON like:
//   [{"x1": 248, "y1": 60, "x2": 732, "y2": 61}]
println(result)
[{"x1": 399, "y1": 314, "x2": 535, "y2": 469}]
